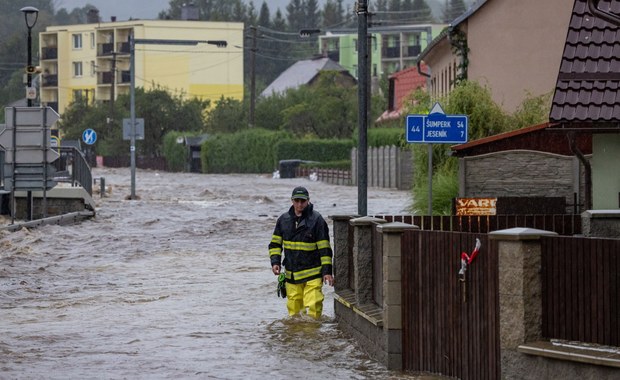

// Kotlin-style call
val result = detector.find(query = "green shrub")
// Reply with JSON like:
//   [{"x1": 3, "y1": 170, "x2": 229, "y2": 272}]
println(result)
[
  {"x1": 275, "y1": 139, "x2": 354, "y2": 162},
  {"x1": 201, "y1": 129, "x2": 291, "y2": 173},
  {"x1": 162, "y1": 131, "x2": 189, "y2": 172}
]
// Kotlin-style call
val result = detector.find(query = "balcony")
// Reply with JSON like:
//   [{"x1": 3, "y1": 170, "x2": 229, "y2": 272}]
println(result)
[
  {"x1": 117, "y1": 42, "x2": 130, "y2": 54},
  {"x1": 406, "y1": 45, "x2": 421, "y2": 57},
  {"x1": 99, "y1": 71, "x2": 113, "y2": 85},
  {"x1": 98, "y1": 43, "x2": 114, "y2": 56},
  {"x1": 120, "y1": 70, "x2": 131, "y2": 84},
  {"x1": 42, "y1": 47, "x2": 58, "y2": 60},
  {"x1": 44, "y1": 102, "x2": 59, "y2": 113},
  {"x1": 383, "y1": 46, "x2": 400, "y2": 58},
  {"x1": 42, "y1": 74, "x2": 58, "y2": 87}
]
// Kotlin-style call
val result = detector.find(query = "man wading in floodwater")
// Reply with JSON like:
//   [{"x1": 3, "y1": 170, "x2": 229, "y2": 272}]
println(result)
[{"x1": 269, "y1": 186, "x2": 334, "y2": 319}]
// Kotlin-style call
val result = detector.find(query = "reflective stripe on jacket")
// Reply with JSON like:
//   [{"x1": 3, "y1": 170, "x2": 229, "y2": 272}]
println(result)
[{"x1": 269, "y1": 203, "x2": 333, "y2": 284}]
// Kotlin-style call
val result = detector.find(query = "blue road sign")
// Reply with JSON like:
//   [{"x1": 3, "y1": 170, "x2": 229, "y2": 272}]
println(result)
[
  {"x1": 82, "y1": 128, "x2": 97, "y2": 145},
  {"x1": 406, "y1": 103, "x2": 468, "y2": 144}
]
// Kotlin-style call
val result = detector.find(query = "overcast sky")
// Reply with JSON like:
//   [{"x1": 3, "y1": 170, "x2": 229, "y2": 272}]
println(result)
[{"x1": 53, "y1": 0, "x2": 322, "y2": 22}]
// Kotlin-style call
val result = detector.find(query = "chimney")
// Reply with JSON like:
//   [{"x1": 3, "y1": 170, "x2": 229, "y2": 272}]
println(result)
[
  {"x1": 111, "y1": 16, "x2": 117, "y2": 22},
  {"x1": 181, "y1": 2, "x2": 199, "y2": 21}
]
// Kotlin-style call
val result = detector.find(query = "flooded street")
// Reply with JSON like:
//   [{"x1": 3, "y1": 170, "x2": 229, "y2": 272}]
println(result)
[{"x1": 0, "y1": 167, "x2": 431, "y2": 379}]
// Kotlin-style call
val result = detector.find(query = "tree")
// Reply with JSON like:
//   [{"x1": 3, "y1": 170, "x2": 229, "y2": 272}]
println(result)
[
  {"x1": 59, "y1": 87, "x2": 209, "y2": 158},
  {"x1": 257, "y1": 2, "x2": 271, "y2": 28},
  {"x1": 374, "y1": 0, "x2": 389, "y2": 12},
  {"x1": 286, "y1": 0, "x2": 305, "y2": 32},
  {"x1": 322, "y1": 0, "x2": 344, "y2": 28},
  {"x1": 304, "y1": 0, "x2": 321, "y2": 29},
  {"x1": 442, "y1": 0, "x2": 467, "y2": 23},
  {"x1": 278, "y1": 71, "x2": 358, "y2": 139},
  {"x1": 204, "y1": 96, "x2": 246, "y2": 134},
  {"x1": 246, "y1": 1, "x2": 258, "y2": 26},
  {"x1": 411, "y1": 0, "x2": 434, "y2": 23}
]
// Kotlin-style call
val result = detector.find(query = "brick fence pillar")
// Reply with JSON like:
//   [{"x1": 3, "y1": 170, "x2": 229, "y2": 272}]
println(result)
[
  {"x1": 329, "y1": 214, "x2": 358, "y2": 292},
  {"x1": 350, "y1": 216, "x2": 387, "y2": 304},
  {"x1": 377, "y1": 221, "x2": 419, "y2": 370},
  {"x1": 489, "y1": 227, "x2": 558, "y2": 377}
]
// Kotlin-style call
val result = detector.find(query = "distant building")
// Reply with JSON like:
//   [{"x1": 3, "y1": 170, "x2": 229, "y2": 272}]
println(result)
[
  {"x1": 318, "y1": 24, "x2": 446, "y2": 80},
  {"x1": 39, "y1": 19, "x2": 244, "y2": 114},
  {"x1": 260, "y1": 57, "x2": 356, "y2": 98}
]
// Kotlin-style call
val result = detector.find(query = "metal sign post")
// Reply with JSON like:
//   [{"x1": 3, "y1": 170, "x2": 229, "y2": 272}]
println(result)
[{"x1": 406, "y1": 103, "x2": 469, "y2": 214}]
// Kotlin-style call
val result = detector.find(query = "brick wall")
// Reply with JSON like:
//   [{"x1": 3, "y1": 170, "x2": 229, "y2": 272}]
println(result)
[{"x1": 459, "y1": 150, "x2": 589, "y2": 213}]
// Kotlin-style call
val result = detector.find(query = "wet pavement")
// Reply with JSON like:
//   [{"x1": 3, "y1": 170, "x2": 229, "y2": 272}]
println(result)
[{"x1": 0, "y1": 167, "x2": 442, "y2": 379}]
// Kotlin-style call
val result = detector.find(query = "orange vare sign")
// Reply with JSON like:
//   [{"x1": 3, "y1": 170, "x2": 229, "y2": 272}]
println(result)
[{"x1": 455, "y1": 198, "x2": 497, "y2": 216}]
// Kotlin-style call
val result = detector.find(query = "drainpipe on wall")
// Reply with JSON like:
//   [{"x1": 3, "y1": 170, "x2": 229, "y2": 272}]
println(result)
[{"x1": 567, "y1": 132, "x2": 592, "y2": 211}]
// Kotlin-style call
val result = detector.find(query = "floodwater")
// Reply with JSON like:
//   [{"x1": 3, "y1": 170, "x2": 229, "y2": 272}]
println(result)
[{"x1": 0, "y1": 167, "x2": 438, "y2": 379}]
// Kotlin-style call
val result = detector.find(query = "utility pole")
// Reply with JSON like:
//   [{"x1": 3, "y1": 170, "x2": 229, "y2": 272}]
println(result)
[
  {"x1": 357, "y1": 0, "x2": 369, "y2": 216},
  {"x1": 110, "y1": 51, "x2": 116, "y2": 121},
  {"x1": 248, "y1": 26, "x2": 257, "y2": 128}
]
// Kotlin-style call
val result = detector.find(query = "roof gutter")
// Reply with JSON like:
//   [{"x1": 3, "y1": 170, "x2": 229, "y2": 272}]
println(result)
[{"x1": 587, "y1": 0, "x2": 620, "y2": 26}]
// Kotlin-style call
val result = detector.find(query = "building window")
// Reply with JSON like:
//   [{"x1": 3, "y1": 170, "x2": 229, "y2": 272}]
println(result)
[
  {"x1": 90, "y1": 32, "x2": 95, "y2": 49},
  {"x1": 90, "y1": 61, "x2": 96, "y2": 76},
  {"x1": 354, "y1": 39, "x2": 358, "y2": 52},
  {"x1": 72, "y1": 33, "x2": 82, "y2": 49},
  {"x1": 73, "y1": 61, "x2": 83, "y2": 77}
]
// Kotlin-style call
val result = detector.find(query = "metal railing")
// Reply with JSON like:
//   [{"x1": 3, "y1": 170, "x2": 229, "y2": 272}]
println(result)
[{"x1": 52, "y1": 146, "x2": 92, "y2": 195}]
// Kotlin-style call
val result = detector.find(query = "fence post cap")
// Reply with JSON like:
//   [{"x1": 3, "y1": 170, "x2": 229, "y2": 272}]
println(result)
[
  {"x1": 582, "y1": 209, "x2": 620, "y2": 219},
  {"x1": 350, "y1": 216, "x2": 388, "y2": 226},
  {"x1": 489, "y1": 227, "x2": 558, "y2": 241},
  {"x1": 377, "y1": 222, "x2": 419, "y2": 233},
  {"x1": 329, "y1": 214, "x2": 360, "y2": 221}
]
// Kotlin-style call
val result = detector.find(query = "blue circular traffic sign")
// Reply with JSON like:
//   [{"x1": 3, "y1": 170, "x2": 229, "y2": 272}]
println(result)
[{"x1": 82, "y1": 128, "x2": 97, "y2": 145}]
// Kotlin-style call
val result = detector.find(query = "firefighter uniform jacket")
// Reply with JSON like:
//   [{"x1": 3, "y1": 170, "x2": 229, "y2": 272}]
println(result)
[{"x1": 269, "y1": 203, "x2": 333, "y2": 284}]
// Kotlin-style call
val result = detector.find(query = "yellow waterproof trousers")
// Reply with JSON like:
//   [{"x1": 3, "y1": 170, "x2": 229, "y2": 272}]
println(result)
[{"x1": 285, "y1": 278, "x2": 324, "y2": 319}]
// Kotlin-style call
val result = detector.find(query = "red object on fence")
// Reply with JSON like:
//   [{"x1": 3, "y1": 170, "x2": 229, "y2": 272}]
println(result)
[{"x1": 459, "y1": 238, "x2": 481, "y2": 280}]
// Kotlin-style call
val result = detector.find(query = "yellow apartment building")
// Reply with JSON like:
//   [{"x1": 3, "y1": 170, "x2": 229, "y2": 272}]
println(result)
[{"x1": 39, "y1": 20, "x2": 244, "y2": 114}]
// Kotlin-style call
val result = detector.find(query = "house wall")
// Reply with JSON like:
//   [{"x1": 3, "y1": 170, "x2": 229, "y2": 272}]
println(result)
[
  {"x1": 422, "y1": 37, "x2": 458, "y2": 100},
  {"x1": 592, "y1": 135, "x2": 620, "y2": 210},
  {"x1": 466, "y1": 0, "x2": 572, "y2": 112},
  {"x1": 421, "y1": 0, "x2": 572, "y2": 113},
  {"x1": 458, "y1": 150, "x2": 588, "y2": 213}
]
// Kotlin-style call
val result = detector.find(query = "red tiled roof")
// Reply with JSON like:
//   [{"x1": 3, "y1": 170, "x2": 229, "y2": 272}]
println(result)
[
  {"x1": 392, "y1": 64, "x2": 428, "y2": 111},
  {"x1": 550, "y1": 0, "x2": 620, "y2": 124}
]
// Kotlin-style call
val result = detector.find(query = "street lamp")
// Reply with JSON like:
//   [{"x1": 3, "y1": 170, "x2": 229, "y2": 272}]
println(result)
[{"x1": 21, "y1": 6, "x2": 39, "y2": 107}]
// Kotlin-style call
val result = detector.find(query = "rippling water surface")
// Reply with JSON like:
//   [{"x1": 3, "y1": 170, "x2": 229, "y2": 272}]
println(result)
[{"x1": 1, "y1": 168, "x2": 439, "y2": 379}]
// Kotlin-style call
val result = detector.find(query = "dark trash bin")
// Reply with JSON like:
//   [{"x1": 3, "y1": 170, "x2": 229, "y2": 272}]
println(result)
[{"x1": 278, "y1": 159, "x2": 303, "y2": 179}]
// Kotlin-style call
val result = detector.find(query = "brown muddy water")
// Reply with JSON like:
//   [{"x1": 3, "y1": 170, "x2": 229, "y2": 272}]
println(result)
[{"x1": 0, "y1": 167, "x2": 440, "y2": 379}]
